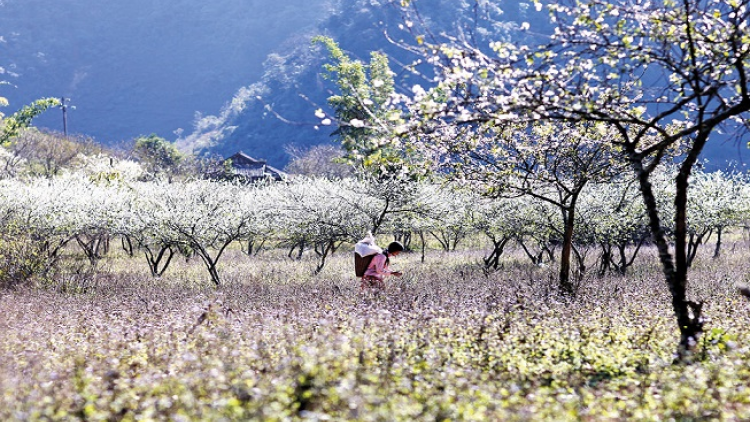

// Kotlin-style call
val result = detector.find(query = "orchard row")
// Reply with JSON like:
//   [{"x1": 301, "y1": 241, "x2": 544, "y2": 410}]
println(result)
[{"x1": 1, "y1": 168, "x2": 748, "y2": 286}]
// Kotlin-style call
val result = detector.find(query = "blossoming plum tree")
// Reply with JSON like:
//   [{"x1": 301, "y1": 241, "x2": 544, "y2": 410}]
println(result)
[
  {"x1": 146, "y1": 180, "x2": 258, "y2": 286},
  {"x1": 266, "y1": 177, "x2": 379, "y2": 273},
  {"x1": 398, "y1": 0, "x2": 750, "y2": 357},
  {"x1": 685, "y1": 169, "x2": 750, "y2": 262}
]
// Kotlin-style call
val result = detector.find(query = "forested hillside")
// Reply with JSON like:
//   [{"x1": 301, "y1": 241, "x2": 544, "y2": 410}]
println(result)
[
  {"x1": 0, "y1": 0, "x2": 330, "y2": 149},
  {"x1": 0, "y1": 0, "x2": 549, "y2": 166},
  {"x1": 175, "y1": 0, "x2": 551, "y2": 166},
  {"x1": 2, "y1": 0, "x2": 746, "y2": 167}
]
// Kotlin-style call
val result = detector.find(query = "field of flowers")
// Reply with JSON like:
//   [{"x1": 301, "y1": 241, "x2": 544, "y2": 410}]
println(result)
[{"x1": 2, "y1": 244, "x2": 750, "y2": 421}]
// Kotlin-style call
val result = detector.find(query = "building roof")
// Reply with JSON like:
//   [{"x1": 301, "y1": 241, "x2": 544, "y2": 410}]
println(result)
[
  {"x1": 224, "y1": 151, "x2": 287, "y2": 181},
  {"x1": 227, "y1": 151, "x2": 266, "y2": 166}
]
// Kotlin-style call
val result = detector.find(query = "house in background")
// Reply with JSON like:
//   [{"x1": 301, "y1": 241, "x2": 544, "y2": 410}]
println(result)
[{"x1": 217, "y1": 151, "x2": 287, "y2": 183}]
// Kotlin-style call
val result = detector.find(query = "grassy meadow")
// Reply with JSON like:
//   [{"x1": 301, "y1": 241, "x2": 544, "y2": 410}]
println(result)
[{"x1": 2, "y1": 239, "x2": 750, "y2": 421}]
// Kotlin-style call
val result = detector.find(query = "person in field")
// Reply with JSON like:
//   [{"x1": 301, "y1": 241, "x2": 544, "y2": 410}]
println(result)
[{"x1": 362, "y1": 241, "x2": 404, "y2": 289}]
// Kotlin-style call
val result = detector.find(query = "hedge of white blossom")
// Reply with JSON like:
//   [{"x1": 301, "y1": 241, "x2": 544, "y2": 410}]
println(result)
[{"x1": 1, "y1": 166, "x2": 749, "y2": 286}]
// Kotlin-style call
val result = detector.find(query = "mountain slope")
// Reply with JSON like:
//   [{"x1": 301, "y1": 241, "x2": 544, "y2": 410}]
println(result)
[
  {"x1": 176, "y1": 0, "x2": 548, "y2": 166},
  {"x1": 179, "y1": 0, "x2": 748, "y2": 169},
  {"x1": 2, "y1": 0, "x2": 745, "y2": 168},
  {"x1": 0, "y1": 0, "x2": 330, "y2": 145}
]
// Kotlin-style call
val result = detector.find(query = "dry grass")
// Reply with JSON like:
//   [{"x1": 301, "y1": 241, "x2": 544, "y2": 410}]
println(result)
[{"x1": 1, "y1": 240, "x2": 750, "y2": 421}]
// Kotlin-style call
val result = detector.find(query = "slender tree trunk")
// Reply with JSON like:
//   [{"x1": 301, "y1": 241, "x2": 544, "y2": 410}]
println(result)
[
  {"x1": 206, "y1": 264, "x2": 221, "y2": 287},
  {"x1": 630, "y1": 145, "x2": 704, "y2": 361},
  {"x1": 559, "y1": 202, "x2": 577, "y2": 295},
  {"x1": 314, "y1": 241, "x2": 336, "y2": 274},
  {"x1": 571, "y1": 243, "x2": 586, "y2": 280},
  {"x1": 121, "y1": 235, "x2": 134, "y2": 257},
  {"x1": 484, "y1": 236, "x2": 510, "y2": 270},
  {"x1": 598, "y1": 242, "x2": 612, "y2": 276},
  {"x1": 419, "y1": 231, "x2": 426, "y2": 263},
  {"x1": 428, "y1": 231, "x2": 451, "y2": 252},
  {"x1": 713, "y1": 226, "x2": 723, "y2": 259},
  {"x1": 518, "y1": 240, "x2": 542, "y2": 265},
  {"x1": 192, "y1": 242, "x2": 233, "y2": 287},
  {"x1": 76, "y1": 234, "x2": 103, "y2": 267},
  {"x1": 371, "y1": 198, "x2": 390, "y2": 235},
  {"x1": 100, "y1": 235, "x2": 110, "y2": 256},
  {"x1": 616, "y1": 239, "x2": 645, "y2": 275},
  {"x1": 686, "y1": 229, "x2": 712, "y2": 268},
  {"x1": 144, "y1": 245, "x2": 175, "y2": 277}
]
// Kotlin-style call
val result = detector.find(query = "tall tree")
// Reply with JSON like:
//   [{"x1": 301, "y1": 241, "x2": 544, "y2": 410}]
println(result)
[
  {"x1": 399, "y1": 0, "x2": 750, "y2": 358},
  {"x1": 313, "y1": 35, "x2": 423, "y2": 180}
]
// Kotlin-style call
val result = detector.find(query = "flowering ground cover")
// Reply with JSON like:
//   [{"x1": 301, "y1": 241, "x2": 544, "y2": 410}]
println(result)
[{"x1": 1, "y1": 247, "x2": 750, "y2": 421}]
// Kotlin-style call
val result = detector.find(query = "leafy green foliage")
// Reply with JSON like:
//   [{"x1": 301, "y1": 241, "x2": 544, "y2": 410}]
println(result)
[
  {"x1": 132, "y1": 134, "x2": 185, "y2": 181},
  {"x1": 313, "y1": 35, "x2": 423, "y2": 181},
  {"x1": 0, "y1": 98, "x2": 61, "y2": 146}
]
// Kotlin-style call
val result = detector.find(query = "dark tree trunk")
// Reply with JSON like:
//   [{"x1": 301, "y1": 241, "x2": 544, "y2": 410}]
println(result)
[
  {"x1": 429, "y1": 231, "x2": 451, "y2": 252},
  {"x1": 559, "y1": 200, "x2": 577, "y2": 295},
  {"x1": 247, "y1": 237, "x2": 266, "y2": 256},
  {"x1": 395, "y1": 231, "x2": 412, "y2": 250},
  {"x1": 518, "y1": 239, "x2": 549, "y2": 266},
  {"x1": 598, "y1": 243, "x2": 613, "y2": 276},
  {"x1": 571, "y1": 243, "x2": 586, "y2": 281},
  {"x1": 630, "y1": 141, "x2": 706, "y2": 361},
  {"x1": 484, "y1": 236, "x2": 510, "y2": 270},
  {"x1": 144, "y1": 245, "x2": 175, "y2": 277},
  {"x1": 121, "y1": 235, "x2": 134, "y2": 257},
  {"x1": 192, "y1": 242, "x2": 233, "y2": 287},
  {"x1": 713, "y1": 226, "x2": 723, "y2": 259},
  {"x1": 206, "y1": 264, "x2": 221, "y2": 287},
  {"x1": 419, "y1": 231, "x2": 426, "y2": 263},
  {"x1": 614, "y1": 236, "x2": 646, "y2": 275},
  {"x1": 314, "y1": 241, "x2": 337, "y2": 274},
  {"x1": 288, "y1": 240, "x2": 306, "y2": 260},
  {"x1": 75, "y1": 234, "x2": 106, "y2": 267}
]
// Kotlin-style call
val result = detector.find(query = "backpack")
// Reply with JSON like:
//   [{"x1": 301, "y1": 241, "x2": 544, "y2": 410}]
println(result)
[{"x1": 354, "y1": 233, "x2": 382, "y2": 277}]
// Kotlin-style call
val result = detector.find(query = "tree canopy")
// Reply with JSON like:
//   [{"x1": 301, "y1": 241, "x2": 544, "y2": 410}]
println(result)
[
  {"x1": 0, "y1": 98, "x2": 61, "y2": 146},
  {"x1": 394, "y1": 0, "x2": 750, "y2": 358}
]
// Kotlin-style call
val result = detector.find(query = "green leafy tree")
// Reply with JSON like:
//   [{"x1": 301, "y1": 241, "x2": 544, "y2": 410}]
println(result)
[
  {"x1": 313, "y1": 35, "x2": 419, "y2": 180},
  {"x1": 132, "y1": 134, "x2": 185, "y2": 181},
  {"x1": 0, "y1": 98, "x2": 61, "y2": 146}
]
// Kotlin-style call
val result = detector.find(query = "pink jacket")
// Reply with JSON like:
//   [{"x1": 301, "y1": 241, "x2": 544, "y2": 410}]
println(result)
[{"x1": 363, "y1": 253, "x2": 393, "y2": 281}]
